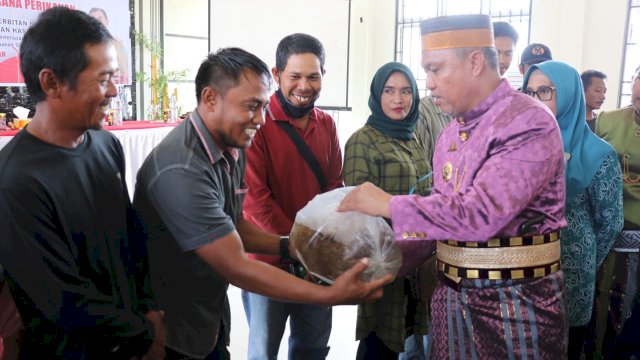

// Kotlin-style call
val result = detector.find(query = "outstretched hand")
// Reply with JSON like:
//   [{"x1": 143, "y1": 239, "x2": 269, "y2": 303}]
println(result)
[
  {"x1": 327, "y1": 258, "x2": 394, "y2": 305},
  {"x1": 336, "y1": 182, "x2": 393, "y2": 218}
]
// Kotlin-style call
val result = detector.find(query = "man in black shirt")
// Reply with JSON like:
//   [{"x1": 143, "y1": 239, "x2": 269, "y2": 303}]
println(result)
[{"x1": 0, "y1": 7, "x2": 165, "y2": 359}]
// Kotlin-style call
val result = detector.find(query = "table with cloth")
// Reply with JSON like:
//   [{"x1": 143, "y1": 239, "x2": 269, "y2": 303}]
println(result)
[{"x1": 0, "y1": 121, "x2": 177, "y2": 200}]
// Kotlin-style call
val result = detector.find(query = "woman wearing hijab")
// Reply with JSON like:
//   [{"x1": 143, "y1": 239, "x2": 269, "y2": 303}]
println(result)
[
  {"x1": 522, "y1": 61, "x2": 624, "y2": 360},
  {"x1": 344, "y1": 62, "x2": 434, "y2": 359}
]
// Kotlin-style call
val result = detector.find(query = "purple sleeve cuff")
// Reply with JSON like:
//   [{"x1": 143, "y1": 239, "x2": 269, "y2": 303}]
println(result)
[{"x1": 390, "y1": 195, "x2": 436, "y2": 276}]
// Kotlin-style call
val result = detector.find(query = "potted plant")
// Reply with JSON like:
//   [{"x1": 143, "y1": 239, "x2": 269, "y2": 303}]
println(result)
[{"x1": 134, "y1": 31, "x2": 188, "y2": 121}]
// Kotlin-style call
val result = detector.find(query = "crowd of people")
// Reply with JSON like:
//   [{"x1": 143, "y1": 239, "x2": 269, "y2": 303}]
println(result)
[{"x1": 0, "y1": 6, "x2": 639, "y2": 360}]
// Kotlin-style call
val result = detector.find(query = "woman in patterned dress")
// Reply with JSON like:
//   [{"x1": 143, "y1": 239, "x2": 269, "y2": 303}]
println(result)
[{"x1": 523, "y1": 60, "x2": 624, "y2": 360}]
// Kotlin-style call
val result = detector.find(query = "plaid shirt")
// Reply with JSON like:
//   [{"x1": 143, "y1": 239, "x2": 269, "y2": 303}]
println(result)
[
  {"x1": 343, "y1": 125, "x2": 431, "y2": 196},
  {"x1": 343, "y1": 124, "x2": 432, "y2": 352},
  {"x1": 415, "y1": 96, "x2": 452, "y2": 164}
]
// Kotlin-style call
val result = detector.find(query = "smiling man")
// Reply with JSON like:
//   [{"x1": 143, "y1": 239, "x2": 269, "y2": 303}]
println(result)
[
  {"x1": 133, "y1": 47, "x2": 388, "y2": 359},
  {"x1": 0, "y1": 7, "x2": 165, "y2": 359},
  {"x1": 241, "y1": 33, "x2": 344, "y2": 360}
]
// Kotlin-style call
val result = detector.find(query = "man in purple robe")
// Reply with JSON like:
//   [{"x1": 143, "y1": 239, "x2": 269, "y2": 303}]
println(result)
[{"x1": 338, "y1": 14, "x2": 568, "y2": 359}]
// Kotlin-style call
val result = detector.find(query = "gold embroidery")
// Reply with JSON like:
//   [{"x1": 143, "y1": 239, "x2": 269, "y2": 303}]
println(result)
[
  {"x1": 442, "y1": 162, "x2": 453, "y2": 182},
  {"x1": 622, "y1": 154, "x2": 640, "y2": 183},
  {"x1": 436, "y1": 241, "x2": 561, "y2": 270},
  {"x1": 453, "y1": 165, "x2": 468, "y2": 192},
  {"x1": 460, "y1": 131, "x2": 469, "y2": 141},
  {"x1": 448, "y1": 143, "x2": 457, "y2": 152}
]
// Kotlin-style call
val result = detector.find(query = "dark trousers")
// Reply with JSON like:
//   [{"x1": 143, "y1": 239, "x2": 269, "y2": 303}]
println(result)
[
  {"x1": 611, "y1": 299, "x2": 640, "y2": 359},
  {"x1": 165, "y1": 345, "x2": 230, "y2": 360},
  {"x1": 568, "y1": 326, "x2": 587, "y2": 360},
  {"x1": 356, "y1": 332, "x2": 398, "y2": 360}
]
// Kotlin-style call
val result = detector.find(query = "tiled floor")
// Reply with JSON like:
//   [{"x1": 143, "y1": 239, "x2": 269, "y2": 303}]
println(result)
[{"x1": 228, "y1": 285, "x2": 359, "y2": 359}]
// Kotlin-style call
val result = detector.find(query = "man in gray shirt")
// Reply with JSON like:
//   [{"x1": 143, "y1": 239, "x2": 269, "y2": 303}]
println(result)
[{"x1": 133, "y1": 47, "x2": 391, "y2": 359}]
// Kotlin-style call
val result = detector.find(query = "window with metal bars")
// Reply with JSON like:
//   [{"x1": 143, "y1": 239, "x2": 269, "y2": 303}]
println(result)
[
  {"x1": 619, "y1": 0, "x2": 640, "y2": 108},
  {"x1": 395, "y1": 0, "x2": 532, "y2": 96}
]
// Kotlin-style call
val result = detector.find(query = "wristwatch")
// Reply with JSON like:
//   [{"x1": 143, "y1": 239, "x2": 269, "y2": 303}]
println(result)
[{"x1": 279, "y1": 236, "x2": 290, "y2": 260}]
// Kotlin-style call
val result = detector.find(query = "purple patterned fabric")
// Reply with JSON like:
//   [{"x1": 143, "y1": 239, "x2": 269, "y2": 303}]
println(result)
[
  {"x1": 390, "y1": 79, "x2": 567, "y2": 272},
  {"x1": 430, "y1": 272, "x2": 567, "y2": 360}
]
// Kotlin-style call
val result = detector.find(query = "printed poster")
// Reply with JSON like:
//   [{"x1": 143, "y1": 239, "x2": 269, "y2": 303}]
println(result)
[{"x1": 0, "y1": 0, "x2": 132, "y2": 85}]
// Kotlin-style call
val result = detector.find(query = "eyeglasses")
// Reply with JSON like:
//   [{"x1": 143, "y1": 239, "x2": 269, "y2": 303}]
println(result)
[{"x1": 523, "y1": 86, "x2": 556, "y2": 101}]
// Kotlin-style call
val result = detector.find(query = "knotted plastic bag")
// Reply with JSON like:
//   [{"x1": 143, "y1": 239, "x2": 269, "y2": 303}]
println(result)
[{"x1": 290, "y1": 187, "x2": 402, "y2": 284}]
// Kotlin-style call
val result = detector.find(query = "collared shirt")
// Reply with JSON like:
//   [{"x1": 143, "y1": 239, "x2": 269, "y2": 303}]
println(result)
[
  {"x1": 243, "y1": 92, "x2": 343, "y2": 266},
  {"x1": 389, "y1": 79, "x2": 567, "y2": 272},
  {"x1": 415, "y1": 96, "x2": 452, "y2": 165},
  {"x1": 133, "y1": 109, "x2": 245, "y2": 357},
  {"x1": 596, "y1": 106, "x2": 640, "y2": 228}
]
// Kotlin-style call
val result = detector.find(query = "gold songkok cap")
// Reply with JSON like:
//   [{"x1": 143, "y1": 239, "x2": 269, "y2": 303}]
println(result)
[{"x1": 420, "y1": 14, "x2": 494, "y2": 51}]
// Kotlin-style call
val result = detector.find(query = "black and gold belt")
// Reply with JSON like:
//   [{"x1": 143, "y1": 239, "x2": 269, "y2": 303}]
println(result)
[{"x1": 436, "y1": 232, "x2": 561, "y2": 281}]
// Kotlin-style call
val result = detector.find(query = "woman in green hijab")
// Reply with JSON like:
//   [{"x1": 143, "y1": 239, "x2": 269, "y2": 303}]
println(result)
[{"x1": 343, "y1": 62, "x2": 434, "y2": 359}]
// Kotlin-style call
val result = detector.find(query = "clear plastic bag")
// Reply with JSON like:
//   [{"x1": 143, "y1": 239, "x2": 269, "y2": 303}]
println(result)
[{"x1": 290, "y1": 187, "x2": 402, "y2": 284}]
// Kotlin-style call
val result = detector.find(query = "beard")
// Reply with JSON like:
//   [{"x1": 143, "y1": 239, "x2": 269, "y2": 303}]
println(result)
[{"x1": 214, "y1": 128, "x2": 251, "y2": 149}]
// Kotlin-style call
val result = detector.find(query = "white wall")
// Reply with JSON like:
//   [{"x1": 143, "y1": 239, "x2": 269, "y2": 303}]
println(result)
[
  {"x1": 345, "y1": 0, "x2": 628, "y2": 126},
  {"x1": 529, "y1": 0, "x2": 627, "y2": 112},
  {"x1": 339, "y1": 0, "x2": 397, "y2": 144}
]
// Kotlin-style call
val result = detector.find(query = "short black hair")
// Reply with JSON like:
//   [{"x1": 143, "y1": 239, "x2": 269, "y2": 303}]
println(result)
[
  {"x1": 580, "y1": 70, "x2": 607, "y2": 90},
  {"x1": 275, "y1": 33, "x2": 325, "y2": 74},
  {"x1": 195, "y1": 47, "x2": 271, "y2": 104},
  {"x1": 20, "y1": 7, "x2": 112, "y2": 103},
  {"x1": 493, "y1": 21, "x2": 519, "y2": 45}
]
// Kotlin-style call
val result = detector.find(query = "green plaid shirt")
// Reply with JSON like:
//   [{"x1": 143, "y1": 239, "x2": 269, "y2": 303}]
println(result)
[
  {"x1": 343, "y1": 125, "x2": 432, "y2": 196},
  {"x1": 415, "y1": 96, "x2": 452, "y2": 164},
  {"x1": 343, "y1": 125, "x2": 432, "y2": 352}
]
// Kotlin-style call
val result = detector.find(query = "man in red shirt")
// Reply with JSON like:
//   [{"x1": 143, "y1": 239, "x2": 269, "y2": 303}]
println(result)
[{"x1": 242, "y1": 33, "x2": 343, "y2": 360}]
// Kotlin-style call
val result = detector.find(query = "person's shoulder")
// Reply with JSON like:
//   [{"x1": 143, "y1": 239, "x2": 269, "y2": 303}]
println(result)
[
  {"x1": 0, "y1": 133, "x2": 26, "y2": 178},
  {"x1": 490, "y1": 91, "x2": 557, "y2": 135},
  {"x1": 345, "y1": 125, "x2": 378, "y2": 145},
  {"x1": 0, "y1": 132, "x2": 44, "y2": 188},
  {"x1": 312, "y1": 107, "x2": 335, "y2": 123},
  {"x1": 419, "y1": 96, "x2": 438, "y2": 110},
  {"x1": 598, "y1": 106, "x2": 632, "y2": 122},
  {"x1": 418, "y1": 96, "x2": 442, "y2": 116}
]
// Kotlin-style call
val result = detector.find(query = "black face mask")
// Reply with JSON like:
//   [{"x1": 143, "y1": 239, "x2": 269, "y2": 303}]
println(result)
[{"x1": 275, "y1": 88, "x2": 316, "y2": 119}]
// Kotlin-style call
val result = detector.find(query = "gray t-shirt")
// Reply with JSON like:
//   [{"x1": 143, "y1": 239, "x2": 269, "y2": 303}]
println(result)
[{"x1": 133, "y1": 110, "x2": 246, "y2": 357}]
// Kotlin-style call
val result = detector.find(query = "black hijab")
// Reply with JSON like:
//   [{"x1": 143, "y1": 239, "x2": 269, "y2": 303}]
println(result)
[{"x1": 365, "y1": 62, "x2": 420, "y2": 140}]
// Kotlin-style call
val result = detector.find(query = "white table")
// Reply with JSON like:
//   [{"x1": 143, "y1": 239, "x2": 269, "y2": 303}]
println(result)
[
  {"x1": 0, "y1": 124, "x2": 176, "y2": 200},
  {"x1": 111, "y1": 126, "x2": 175, "y2": 199}
]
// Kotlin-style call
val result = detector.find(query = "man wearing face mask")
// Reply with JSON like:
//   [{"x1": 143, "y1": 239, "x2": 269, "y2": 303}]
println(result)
[{"x1": 241, "y1": 33, "x2": 343, "y2": 360}]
